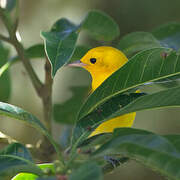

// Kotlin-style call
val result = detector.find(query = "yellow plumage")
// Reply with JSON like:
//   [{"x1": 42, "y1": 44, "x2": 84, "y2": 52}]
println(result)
[{"x1": 79, "y1": 46, "x2": 136, "y2": 136}]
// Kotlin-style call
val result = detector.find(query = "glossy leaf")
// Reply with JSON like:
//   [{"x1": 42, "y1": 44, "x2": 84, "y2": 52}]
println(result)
[
  {"x1": 72, "y1": 93, "x2": 145, "y2": 145},
  {"x1": 73, "y1": 84, "x2": 180, "y2": 145},
  {"x1": 92, "y1": 128, "x2": 180, "y2": 180},
  {"x1": 13, "y1": 163, "x2": 55, "y2": 180},
  {"x1": 117, "y1": 32, "x2": 161, "y2": 57},
  {"x1": 152, "y1": 22, "x2": 180, "y2": 50},
  {"x1": 69, "y1": 161, "x2": 102, "y2": 180},
  {"x1": 41, "y1": 18, "x2": 78, "y2": 77},
  {"x1": 0, "y1": 102, "x2": 60, "y2": 158},
  {"x1": 0, "y1": 42, "x2": 11, "y2": 102},
  {"x1": 0, "y1": 143, "x2": 43, "y2": 180},
  {"x1": 78, "y1": 48, "x2": 180, "y2": 120},
  {"x1": 81, "y1": 10, "x2": 120, "y2": 41}
]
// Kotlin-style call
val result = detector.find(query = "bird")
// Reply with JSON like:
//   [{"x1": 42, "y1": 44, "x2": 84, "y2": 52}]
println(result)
[{"x1": 70, "y1": 46, "x2": 136, "y2": 137}]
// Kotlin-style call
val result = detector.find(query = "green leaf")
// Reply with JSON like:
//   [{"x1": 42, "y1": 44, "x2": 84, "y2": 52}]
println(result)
[
  {"x1": 72, "y1": 93, "x2": 145, "y2": 145},
  {"x1": 69, "y1": 45, "x2": 91, "y2": 62},
  {"x1": 81, "y1": 10, "x2": 120, "y2": 41},
  {"x1": 78, "y1": 48, "x2": 180, "y2": 120},
  {"x1": 0, "y1": 102, "x2": 61, "y2": 159},
  {"x1": 152, "y1": 22, "x2": 180, "y2": 50},
  {"x1": 164, "y1": 135, "x2": 180, "y2": 152},
  {"x1": 69, "y1": 161, "x2": 102, "y2": 180},
  {"x1": 92, "y1": 128, "x2": 180, "y2": 180},
  {"x1": 41, "y1": 18, "x2": 78, "y2": 77},
  {"x1": 53, "y1": 86, "x2": 89, "y2": 124},
  {"x1": 0, "y1": 143, "x2": 43, "y2": 180},
  {"x1": 26, "y1": 44, "x2": 45, "y2": 59},
  {"x1": 72, "y1": 84, "x2": 180, "y2": 146},
  {"x1": 0, "y1": 42, "x2": 11, "y2": 102},
  {"x1": 13, "y1": 163, "x2": 55, "y2": 180},
  {"x1": 117, "y1": 32, "x2": 161, "y2": 57}
]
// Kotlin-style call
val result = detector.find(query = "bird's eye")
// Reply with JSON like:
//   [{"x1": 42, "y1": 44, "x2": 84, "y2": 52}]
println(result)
[{"x1": 90, "y1": 58, "x2": 96, "y2": 64}]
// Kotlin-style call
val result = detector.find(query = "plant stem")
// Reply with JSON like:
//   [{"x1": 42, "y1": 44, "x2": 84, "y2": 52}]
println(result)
[
  {"x1": 42, "y1": 58, "x2": 53, "y2": 132},
  {"x1": 0, "y1": 7, "x2": 63, "y2": 162}
]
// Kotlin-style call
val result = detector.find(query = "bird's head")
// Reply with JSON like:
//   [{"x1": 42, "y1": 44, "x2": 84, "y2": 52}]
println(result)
[
  {"x1": 70, "y1": 46, "x2": 128, "y2": 74},
  {"x1": 69, "y1": 46, "x2": 128, "y2": 90}
]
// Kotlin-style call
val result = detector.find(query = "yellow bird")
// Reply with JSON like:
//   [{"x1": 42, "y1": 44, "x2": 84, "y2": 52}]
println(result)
[{"x1": 71, "y1": 46, "x2": 136, "y2": 136}]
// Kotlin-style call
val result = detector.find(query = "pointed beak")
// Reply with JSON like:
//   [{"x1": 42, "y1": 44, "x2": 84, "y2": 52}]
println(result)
[{"x1": 68, "y1": 60, "x2": 87, "y2": 67}]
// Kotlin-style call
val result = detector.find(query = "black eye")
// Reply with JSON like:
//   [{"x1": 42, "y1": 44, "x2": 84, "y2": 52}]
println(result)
[{"x1": 90, "y1": 58, "x2": 96, "y2": 64}]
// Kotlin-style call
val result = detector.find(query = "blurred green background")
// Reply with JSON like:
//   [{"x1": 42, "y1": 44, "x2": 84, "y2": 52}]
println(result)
[{"x1": 0, "y1": 0, "x2": 180, "y2": 179}]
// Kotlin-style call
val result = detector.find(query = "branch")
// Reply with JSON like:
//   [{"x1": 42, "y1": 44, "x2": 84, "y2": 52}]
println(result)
[
  {"x1": 0, "y1": 34, "x2": 11, "y2": 43},
  {"x1": 0, "y1": 7, "x2": 43, "y2": 96}
]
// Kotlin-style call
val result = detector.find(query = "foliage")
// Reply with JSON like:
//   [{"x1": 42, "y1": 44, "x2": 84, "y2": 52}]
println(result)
[{"x1": 0, "y1": 2, "x2": 180, "y2": 180}]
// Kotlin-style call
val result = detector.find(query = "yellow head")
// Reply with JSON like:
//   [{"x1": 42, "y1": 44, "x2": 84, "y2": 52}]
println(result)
[{"x1": 80, "y1": 46, "x2": 128, "y2": 90}]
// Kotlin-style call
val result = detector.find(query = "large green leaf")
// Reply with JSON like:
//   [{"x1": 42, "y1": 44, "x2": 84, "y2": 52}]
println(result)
[
  {"x1": 117, "y1": 32, "x2": 161, "y2": 57},
  {"x1": 78, "y1": 48, "x2": 180, "y2": 120},
  {"x1": 0, "y1": 102, "x2": 61, "y2": 159},
  {"x1": 41, "y1": 18, "x2": 78, "y2": 77},
  {"x1": 81, "y1": 10, "x2": 120, "y2": 41},
  {"x1": 0, "y1": 143, "x2": 43, "y2": 180},
  {"x1": 164, "y1": 135, "x2": 180, "y2": 152},
  {"x1": 69, "y1": 161, "x2": 102, "y2": 180},
  {"x1": 152, "y1": 22, "x2": 180, "y2": 50},
  {"x1": 0, "y1": 43, "x2": 11, "y2": 102},
  {"x1": 72, "y1": 93, "x2": 145, "y2": 145},
  {"x1": 72, "y1": 84, "x2": 180, "y2": 145},
  {"x1": 13, "y1": 163, "x2": 55, "y2": 180},
  {"x1": 92, "y1": 128, "x2": 180, "y2": 180}
]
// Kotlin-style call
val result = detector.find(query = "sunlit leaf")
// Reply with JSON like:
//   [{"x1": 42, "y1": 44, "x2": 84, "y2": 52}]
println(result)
[{"x1": 13, "y1": 163, "x2": 55, "y2": 180}]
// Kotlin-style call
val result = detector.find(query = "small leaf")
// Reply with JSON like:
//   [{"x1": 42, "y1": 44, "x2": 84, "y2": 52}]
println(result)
[
  {"x1": 92, "y1": 128, "x2": 180, "y2": 180},
  {"x1": 117, "y1": 32, "x2": 161, "y2": 57},
  {"x1": 0, "y1": 143, "x2": 43, "y2": 179},
  {"x1": 13, "y1": 163, "x2": 55, "y2": 180},
  {"x1": 0, "y1": 102, "x2": 61, "y2": 158},
  {"x1": 41, "y1": 18, "x2": 78, "y2": 77},
  {"x1": 26, "y1": 44, "x2": 45, "y2": 59},
  {"x1": 81, "y1": 10, "x2": 120, "y2": 41},
  {"x1": 0, "y1": 42, "x2": 11, "y2": 102},
  {"x1": 78, "y1": 48, "x2": 180, "y2": 120},
  {"x1": 152, "y1": 22, "x2": 180, "y2": 50},
  {"x1": 69, "y1": 161, "x2": 102, "y2": 180}
]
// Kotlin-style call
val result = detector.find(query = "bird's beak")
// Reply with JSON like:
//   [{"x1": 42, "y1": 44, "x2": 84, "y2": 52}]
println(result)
[{"x1": 68, "y1": 60, "x2": 87, "y2": 67}]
